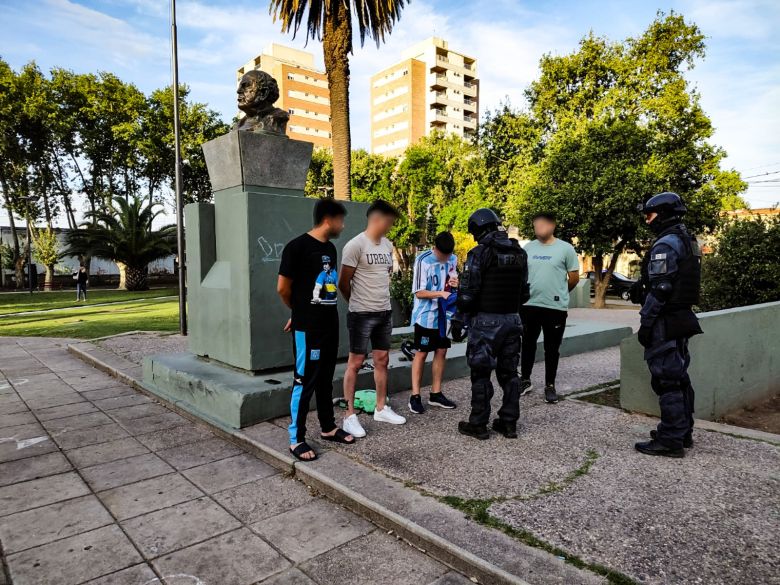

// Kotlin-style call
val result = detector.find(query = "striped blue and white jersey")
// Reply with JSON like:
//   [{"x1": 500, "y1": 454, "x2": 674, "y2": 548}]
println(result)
[{"x1": 411, "y1": 250, "x2": 458, "y2": 329}]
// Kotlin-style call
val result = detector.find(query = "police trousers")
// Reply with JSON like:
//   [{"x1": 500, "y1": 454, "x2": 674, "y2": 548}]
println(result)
[
  {"x1": 466, "y1": 312, "x2": 523, "y2": 427},
  {"x1": 644, "y1": 319, "x2": 695, "y2": 449}
]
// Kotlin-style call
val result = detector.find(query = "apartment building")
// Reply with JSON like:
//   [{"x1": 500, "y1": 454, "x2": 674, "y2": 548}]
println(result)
[
  {"x1": 370, "y1": 37, "x2": 478, "y2": 157},
  {"x1": 237, "y1": 44, "x2": 332, "y2": 148}
]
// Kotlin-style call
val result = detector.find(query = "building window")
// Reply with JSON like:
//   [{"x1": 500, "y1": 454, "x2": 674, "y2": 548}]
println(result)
[
  {"x1": 402, "y1": 70, "x2": 408, "y2": 76},
  {"x1": 288, "y1": 109, "x2": 294, "y2": 114},
  {"x1": 287, "y1": 74, "x2": 294, "y2": 80}
]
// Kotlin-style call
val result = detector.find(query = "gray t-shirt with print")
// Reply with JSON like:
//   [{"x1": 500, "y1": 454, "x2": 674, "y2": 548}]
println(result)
[{"x1": 341, "y1": 232, "x2": 394, "y2": 312}]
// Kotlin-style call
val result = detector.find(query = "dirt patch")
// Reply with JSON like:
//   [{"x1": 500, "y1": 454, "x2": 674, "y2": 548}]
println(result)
[{"x1": 719, "y1": 394, "x2": 780, "y2": 435}]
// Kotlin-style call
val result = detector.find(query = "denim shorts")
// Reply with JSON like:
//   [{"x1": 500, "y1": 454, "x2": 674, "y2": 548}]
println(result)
[{"x1": 347, "y1": 310, "x2": 393, "y2": 355}]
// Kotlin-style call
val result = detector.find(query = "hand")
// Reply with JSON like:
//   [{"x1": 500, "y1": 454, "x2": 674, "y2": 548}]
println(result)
[
  {"x1": 637, "y1": 325, "x2": 652, "y2": 348},
  {"x1": 311, "y1": 297, "x2": 321, "y2": 304},
  {"x1": 451, "y1": 320, "x2": 466, "y2": 342},
  {"x1": 283, "y1": 318, "x2": 292, "y2": 333},
  {"x1": 448, "y1": 276, "x2": 459, "y2": 288},
  {"x1": 439, "y1": 290, "x2": 451, "y2": 300}
]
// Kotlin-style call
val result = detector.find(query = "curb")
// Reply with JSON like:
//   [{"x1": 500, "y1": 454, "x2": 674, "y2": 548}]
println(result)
[{"x1": 68, "y1": 341, "x2": 533, "y2": 585}]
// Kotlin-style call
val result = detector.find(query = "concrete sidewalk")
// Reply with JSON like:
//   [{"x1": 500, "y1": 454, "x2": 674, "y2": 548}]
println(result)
[
  {"x1": 0, "y1": 337, "x2": 467, "y2": 585},
  {"x1": 61, "y1": 331, "x2": 779, "y2": 585}
]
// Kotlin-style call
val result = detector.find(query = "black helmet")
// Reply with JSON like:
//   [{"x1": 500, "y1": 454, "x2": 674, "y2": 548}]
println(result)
[
  {"x1": 639, "y1": 192, "x2": 686, "y2": 234},
  {"x1": 639, "y1": 192, "x2": 687, "y2": 216},
  {"x1": 468, "y1": 208, "x2": 502, "y2": 240}
]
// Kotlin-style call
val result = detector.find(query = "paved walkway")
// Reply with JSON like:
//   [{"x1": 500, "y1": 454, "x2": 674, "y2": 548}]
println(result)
[{"x1": 0, "y1": 337, "x2": 466, "y2": 585}]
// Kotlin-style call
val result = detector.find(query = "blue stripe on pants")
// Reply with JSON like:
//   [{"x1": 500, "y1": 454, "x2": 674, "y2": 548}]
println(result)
[{"x1": 289, "y1": 330, "x2": 307, "y2": 444}]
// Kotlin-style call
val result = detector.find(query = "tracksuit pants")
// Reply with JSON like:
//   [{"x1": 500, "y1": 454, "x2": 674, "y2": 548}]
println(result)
[
  {"x1": 520, "y1": 306, "x2": 568, "y2": 386},
  {"x1": 289, "y1": 328, "x2": 338, "y2": 445}
]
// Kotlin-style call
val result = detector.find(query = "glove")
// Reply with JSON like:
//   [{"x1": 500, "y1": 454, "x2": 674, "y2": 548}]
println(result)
[
  {"x1": 629, "y1": 281, "x2": 643, "y2": 305},
  {"x1": 450, "y1": 319, "x2": 467, "y2": 343},
  {"x1": 637, "y1": 324, "x2": 653, "y2": 348}
]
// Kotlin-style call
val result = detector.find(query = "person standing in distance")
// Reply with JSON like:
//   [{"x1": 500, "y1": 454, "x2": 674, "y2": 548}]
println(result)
[
  {"x1": 519, "y1": 212, "x2": 580, "y2": 404},
  {"x1": 339, "y1": 200, "x2": 406, "y2": 438},
  {"x1": 277, "y1": 199, "x2": 355, "y2": 461},
  {"x1": 453, "y1": 209, "x2": 529, "y2": 440},
  {"x1": 408, "y1": 231, "x2": 459, "y2": 414},
  {"x1": 632, "y1": 192, "x2": 702, "y2": 458}
]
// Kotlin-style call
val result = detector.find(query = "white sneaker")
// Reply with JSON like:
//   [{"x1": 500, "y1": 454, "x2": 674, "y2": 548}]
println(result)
[
  {"x1": 342, "y1": 414, "x2": 366, "y2": 438},
  {"x1": 374, "y1": 405, "x2": 406, "y2": 425}
]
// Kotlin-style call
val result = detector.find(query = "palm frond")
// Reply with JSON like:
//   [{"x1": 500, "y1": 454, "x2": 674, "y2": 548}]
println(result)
[{"x1": 268, "y1": 0, "x2": 407, "y2": 47}]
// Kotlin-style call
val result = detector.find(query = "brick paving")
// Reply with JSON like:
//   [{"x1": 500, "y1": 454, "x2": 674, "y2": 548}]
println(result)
[{"x1": 0, "y1": 337, "x2": 466, "y2": 585}]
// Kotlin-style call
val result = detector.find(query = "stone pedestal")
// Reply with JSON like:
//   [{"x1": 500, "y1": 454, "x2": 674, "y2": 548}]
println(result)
[{"x1": 186, "y1": 131, "x2": 368, "y2": 371}]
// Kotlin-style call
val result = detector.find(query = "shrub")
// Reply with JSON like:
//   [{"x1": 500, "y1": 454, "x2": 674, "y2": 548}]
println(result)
[
  {"x1": 390, "y1": 270, "x2": 414, "y2": 326},
  {"x1": 699, "y1": 216, "x2": 780, "y2": 312}
]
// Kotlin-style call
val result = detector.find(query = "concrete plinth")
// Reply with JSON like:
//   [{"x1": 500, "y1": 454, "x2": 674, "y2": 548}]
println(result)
[{"x1": 142, "y1": 320, "x2": 632, "y2": 430}]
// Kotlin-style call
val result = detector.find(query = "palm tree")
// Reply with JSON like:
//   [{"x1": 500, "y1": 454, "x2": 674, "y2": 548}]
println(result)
[
  {"x1": 65, "y1": 196, "x2": 176, "y2": 291},
  {"x1": 268, "y1": 0, "x2": 408, "y2": 200}
]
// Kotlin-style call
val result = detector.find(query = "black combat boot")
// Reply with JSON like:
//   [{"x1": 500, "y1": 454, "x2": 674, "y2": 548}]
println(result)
[
  {"x1": 634, "y1": 439, "x2": 685, "y2": 458},
  {"x1": 651, "y1": 429, "x2": 693, "y2": 448},
  {"x1": 492, "y1": 419, "x2": 518, "y2": 439},
  {"x1": 458, "y1": 421, "x2": 490, "y2": 440}
]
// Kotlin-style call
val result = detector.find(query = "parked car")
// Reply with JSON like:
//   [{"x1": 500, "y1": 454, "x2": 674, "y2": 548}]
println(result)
[{"x1": 583, "y1": 271, "x2": 638, "y2": 300}]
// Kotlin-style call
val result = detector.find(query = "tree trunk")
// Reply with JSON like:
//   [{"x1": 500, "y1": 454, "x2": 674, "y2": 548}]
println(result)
[
  {"x1": 44, "y1": 264, "x2": 54, "y2": 291},
  {"x1": 592, "y1": 251, "x2": 622, "y2": 309},
  {"x1": 122, "y1": 264, "x2": 148, "y2": 291},
  {"x1": 3, "y1": 192, "x2": 21, "y2": 289},
  {"x1": 323, "y1": 1, "x2": 352, "y2": 201}
]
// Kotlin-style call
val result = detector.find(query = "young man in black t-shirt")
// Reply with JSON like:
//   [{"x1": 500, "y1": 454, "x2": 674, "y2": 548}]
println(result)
[{"x1": 277, "y1": 199, "x2": 355, "y2": 461}]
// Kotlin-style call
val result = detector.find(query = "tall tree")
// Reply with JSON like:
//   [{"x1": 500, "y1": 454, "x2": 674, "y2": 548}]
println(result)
[
  {"x1": 64, "y1": 196, "x2": 176, "y2": 291},
  {"x1": 501, "y1": 12, "x2": 746, "y2": 307},
  {"x1": 268, "y1": 0, "x2": 408, "y2": 200}
]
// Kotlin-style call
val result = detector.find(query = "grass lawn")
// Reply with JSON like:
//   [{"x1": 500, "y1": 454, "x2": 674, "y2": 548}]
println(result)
[
  {"x1": 0, "y1": 297, "x2": 180, "y2": 339},
  {"x1": 0, "y1": 288, "x2": 178, "y2": 315}
]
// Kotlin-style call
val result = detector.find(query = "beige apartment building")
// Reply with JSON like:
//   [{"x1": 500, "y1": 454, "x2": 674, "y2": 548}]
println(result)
[
  {"x1": 370, "y1": 37, "x2": 478, "y2": 157},
  {"x1": 237, "y1": 44, "x2": 332, "y2": 148}
]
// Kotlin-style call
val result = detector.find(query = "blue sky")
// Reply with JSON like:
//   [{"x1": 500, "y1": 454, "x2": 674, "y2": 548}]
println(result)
[{"x1": 1, "y1": 0, "x2": 778, "y2": 208}]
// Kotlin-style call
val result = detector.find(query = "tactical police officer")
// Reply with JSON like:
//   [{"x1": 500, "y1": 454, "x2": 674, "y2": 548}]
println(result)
[
  {"x1": 452, "y1": 209, "x2": 530, "y2": 440},
  {"x1": 632, "y1": 192, "x2": 702, "y2": 458}
]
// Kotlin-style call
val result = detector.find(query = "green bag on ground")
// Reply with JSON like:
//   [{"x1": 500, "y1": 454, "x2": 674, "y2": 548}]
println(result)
[
  {"x1": 333, "y1": 389, "x2": 377, "y2": 414},
  {"x1": 354, "y1": 389, "x2": 377, "y2": 414}
]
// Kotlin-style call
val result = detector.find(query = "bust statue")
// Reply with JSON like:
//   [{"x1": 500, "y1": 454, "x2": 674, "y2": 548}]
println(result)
[{"x1": 234, "y1": 70, "x2": 289, "y2": 136}]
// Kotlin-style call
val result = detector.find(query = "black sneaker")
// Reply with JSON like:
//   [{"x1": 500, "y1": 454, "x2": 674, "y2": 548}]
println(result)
[
  {"x1": 651, "y1": 430, "x2": 693, "y2": 449},
  {"x1": 408, "y1": 394, "x2": 425, "y2": 414},
  {"x1": 635, "y1": 439, "x2": 685, "y2": 458},
  {"x1": 519, "y1": 379, "x2": 533, "y2": 396},
  {"x1": 544, "y1": 384, "x2": 559, "y2": 404},
  {"x1": 491, "y1": 418, "x2": 517, "y2": 439},
  {"x1": 428, "y1": 392, "x2": 456, "y2": 409},
  {"x1": 458, "y1": 421, "x2": 489, "y2": 440}
]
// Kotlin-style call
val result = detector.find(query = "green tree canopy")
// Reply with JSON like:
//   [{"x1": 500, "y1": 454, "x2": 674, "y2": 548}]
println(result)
[{"x1": 493, "y1": 12, "x2": 747, "y2": 306}]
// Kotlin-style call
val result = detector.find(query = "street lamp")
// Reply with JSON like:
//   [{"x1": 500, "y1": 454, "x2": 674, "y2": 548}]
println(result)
[{"x1": 171, "y1": 0, "x2": 187, "y2": 335}]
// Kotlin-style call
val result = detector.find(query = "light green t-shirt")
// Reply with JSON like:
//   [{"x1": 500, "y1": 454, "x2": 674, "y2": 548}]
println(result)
[{"x1": 524, "y1": 238, "x2": 580, "y2": 311}]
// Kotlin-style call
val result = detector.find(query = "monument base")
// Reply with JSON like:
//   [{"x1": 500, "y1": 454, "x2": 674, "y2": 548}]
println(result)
[{"x1": 141, "y1": 321, "x2": 632, "y2": 430}]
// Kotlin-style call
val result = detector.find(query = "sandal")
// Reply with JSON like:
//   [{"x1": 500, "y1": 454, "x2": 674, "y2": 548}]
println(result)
[
  {"x1": 290, "y1": 442, "x2": 318, "y2": 461},
  {"x1": 320, "y1": 428, "x2": 355, "y2": 444}
]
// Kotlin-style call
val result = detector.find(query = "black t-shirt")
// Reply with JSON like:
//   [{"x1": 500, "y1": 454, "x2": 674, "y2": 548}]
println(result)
[{"x1": 279, "y1": 233, "x2": 339, "y2": 332}]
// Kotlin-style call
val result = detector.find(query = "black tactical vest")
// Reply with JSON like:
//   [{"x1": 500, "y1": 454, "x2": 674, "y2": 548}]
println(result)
[
  {"x1": 477, "y1": 242, "x2": 527, "y2": 314},
  {"x1": 641, "y1": 225, "x2": 701, "y2": 307}
]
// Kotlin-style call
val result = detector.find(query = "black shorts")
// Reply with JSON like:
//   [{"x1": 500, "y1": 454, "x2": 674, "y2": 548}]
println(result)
[
  {"x1": 347, "y1": 310, "x2": 393, "y2": 355},
  {"x1": 414, "y1": 324, "x2": 451, "y2": 352}
]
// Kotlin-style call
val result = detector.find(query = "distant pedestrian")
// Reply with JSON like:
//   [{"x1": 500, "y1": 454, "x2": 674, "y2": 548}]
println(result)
[
  {"x1": 407, "y1": 231, "x2": 459, "y2": 414},
  {"x1": 277, "y1": 199, "x2": 355, "y2": 461},
  {"x1": 74, "y1": 265, "x2": 88, "y2": 301},
  {"x1": 520, "y1": 212, "x2": 580, "y2": 404},
  {"x1": 339, "y1": 200, "x2": 406, "y2": 439}
]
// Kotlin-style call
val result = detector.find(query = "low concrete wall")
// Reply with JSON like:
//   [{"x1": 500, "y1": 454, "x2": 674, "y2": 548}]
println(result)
[
  {"x1": 144, "y1": 319, "x2": 632, "y2": 429},
  {"x1": 620, "y1": 301, "x2": 780, "y2": 420},
  {"x1": 568, "y1": 279, "x2": 591, "y2": 309}
]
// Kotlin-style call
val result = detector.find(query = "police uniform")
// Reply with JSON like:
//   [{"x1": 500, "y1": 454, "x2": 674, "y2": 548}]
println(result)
[
  {"x1": 455, "y1": 209, "x2": 530, "y2": 439},
  {"x1": 634, "y1": 193, "x2": 702, "y2": 457}
]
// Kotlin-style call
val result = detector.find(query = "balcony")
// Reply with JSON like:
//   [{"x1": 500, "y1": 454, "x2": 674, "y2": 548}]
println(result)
[
  {"x1": 431, "y1": 109, "x2": 448, "y2": 124},
  {"x1": 430, "y1": 74, "x2": 447, "y2": 90}
]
